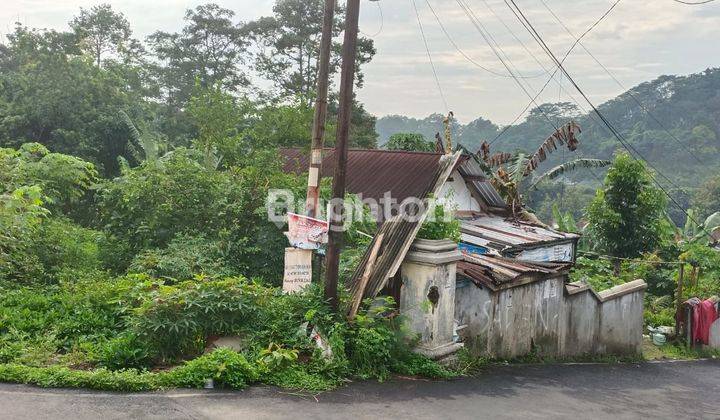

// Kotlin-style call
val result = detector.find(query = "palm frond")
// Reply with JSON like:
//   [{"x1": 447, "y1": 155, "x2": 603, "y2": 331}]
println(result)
[
  {"x1": 529, "y1": 158, "x2": 611, "y2": 190},
  {"x1": 524, "y1": 121, "x2": 582, "y2": 176}
]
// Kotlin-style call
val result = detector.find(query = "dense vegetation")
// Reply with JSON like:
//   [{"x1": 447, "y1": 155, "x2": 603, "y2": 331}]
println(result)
[
  {"x1": 377, "y1": 69, "x2": 720, "y2": 224},
  {"x1": 0, "y1": 1, "x2": 454, "y2": 391},
  {"x1": 0, "y1": 0, "x2": 718, "y2": 392}
]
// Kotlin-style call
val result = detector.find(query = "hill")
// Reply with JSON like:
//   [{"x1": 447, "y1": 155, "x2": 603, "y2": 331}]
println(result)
[{"x1": 376, "y1": 68, "x2": 720, "y2": 192}]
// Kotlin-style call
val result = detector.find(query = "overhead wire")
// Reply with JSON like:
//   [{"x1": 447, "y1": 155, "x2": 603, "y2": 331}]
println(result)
[
  {"x1": 503, "y1": 0, "x2": 712, "y2": 239},
  {"x1": 411, "y1": 0, "x2": 449, "y2": 112},
  {"x1": 424, "y1": 0, "x2": 547, "y2": 79},
  {"x1": 489, "y1": 0, "x2": 622, "y2": 145},
  {"x1": 454, "y1": 0, "x2": 608, "y2": 189},
  {"x1": 455, "y1": 0, "x2": 559, "y2": 134},
  {"x1": 360, "y1": 0, "x2": 384, "y2": 38},
  {"x1": 537, "y1": 0, "x2": 705, "y2": 166},
  {"x1": 671, "y1": 0, "x2": 717, "y2": 4}
]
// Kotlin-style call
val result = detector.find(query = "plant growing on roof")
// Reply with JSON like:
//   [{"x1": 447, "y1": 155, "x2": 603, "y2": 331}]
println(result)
[{"x1": 416, "y1": 198, "x2": 461, "y2": 242}]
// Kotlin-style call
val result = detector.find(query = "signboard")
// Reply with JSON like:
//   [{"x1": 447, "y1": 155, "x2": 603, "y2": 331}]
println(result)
[
  {"x1": 517, "y1": 243, "x2": 574, "y2": 263},
  {"x1": 283, "y1": 248, "x2": 313, "y2": 293},
  {"x1": 285, "y1": 212, "x2": 329, "y2": 250}
]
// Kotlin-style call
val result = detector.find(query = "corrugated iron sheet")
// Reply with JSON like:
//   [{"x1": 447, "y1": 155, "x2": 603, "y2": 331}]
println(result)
[
  {"x1": 458, "y1": 252, "x2": 569, "y2": 290},
  {"x1": 346, "y1": 152, "x2": 462, "y2": 303},
  {"x1": 281, "y1": 148, "x2": 448, "y2": 205},
  {"x1": 460, "y1": 214, "x2": 579, "y2": 254},
  {"x1": 456, "y1": 156, "x2": 507, "y2": 209},
  {"x1": 281, "y1": 148, "x2": 508, "y2": 212}
]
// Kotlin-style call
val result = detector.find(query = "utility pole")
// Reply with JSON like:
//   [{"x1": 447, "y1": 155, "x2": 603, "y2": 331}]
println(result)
[
  {"x1": 324, "y1": 0, "x2": 361, "y2": 310},
  {"x1": 305, "y1": 0, "x2": 336, "y2": 217}
]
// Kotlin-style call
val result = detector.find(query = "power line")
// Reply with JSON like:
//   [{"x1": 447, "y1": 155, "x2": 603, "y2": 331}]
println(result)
[
  {"x1": 361, "y1": 0, "x2": 384, "y2": 38},
  {"x1": 671, "y1": 0, "x2": 717, "y2": 4},
  {"x1": 489, "y1": 0, "x2": 622, "y2": 145},
  {"x1": 538, "y1": 0, "x2": 705, "y2": 166},
  {"x1": 503, "y1": 0, "x2": 712, "y2": 239},
  {"x1": 455, "y1": 0, "x2": 558, "y2": 134},
  {"x1": 411, "y1": 0, "x2": 449, "y2": 112},
  {"x1": 424, "y1": 0, "x2": 547, "y2": 79}
]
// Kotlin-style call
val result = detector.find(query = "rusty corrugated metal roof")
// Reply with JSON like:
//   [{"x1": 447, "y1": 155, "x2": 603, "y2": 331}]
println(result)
[
  {"x1": 281, "y1": 148, "x2": 448, "y2": 205},
  {"x1": 456, "y1": 156, "x2": 507, "y2": 209},
  {"x1": 281, "y1": 148, "x2": 508, "y2": 213},
  {"x1": 458, "y1": 252, "x2": 569, "y2": 290},
  {"x1": 346, "y1": 152, "x2": 462, "y2": 303}
]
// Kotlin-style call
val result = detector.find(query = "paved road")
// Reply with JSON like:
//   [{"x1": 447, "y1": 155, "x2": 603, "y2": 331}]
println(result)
[{"x1": 1, "y1": 360, "x2": 718, "y2": 419}]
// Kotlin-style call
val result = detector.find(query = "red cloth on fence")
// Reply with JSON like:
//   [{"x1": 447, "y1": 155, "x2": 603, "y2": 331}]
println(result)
[{"x1": 692, "y1": 299, "x2": 718, "y2": 345}]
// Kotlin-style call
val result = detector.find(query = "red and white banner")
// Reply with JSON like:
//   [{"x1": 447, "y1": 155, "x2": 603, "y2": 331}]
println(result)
[{"x1": 285, "y1": 212, "x2": 329, "y2": 249}]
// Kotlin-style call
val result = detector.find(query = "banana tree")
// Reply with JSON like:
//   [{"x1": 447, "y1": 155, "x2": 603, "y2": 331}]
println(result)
[{"x1": 475, "y1": 122, "x2": 609, "y2": 218}]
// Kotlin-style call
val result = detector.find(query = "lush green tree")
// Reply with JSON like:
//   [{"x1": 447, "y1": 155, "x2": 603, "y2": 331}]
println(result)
[
  {"x1": 147, "y1": 4, "x2": 249, "y2": 108},
  {"x1": 384, "y1": 133, "x2": 435, "y2": 152},
  {"x1": 0, "y1": 143, "x2": 97, "y2": 215},
  {"x1": 246, "y1": 0, "x2": 375, "y2": 101},
  {"x1": 586, "y1": 153, "x2": 668, "y2": 274},
  {"x1": 97, "y1": 148, "x2": 303, "y2": 280},
  {"x1": 0, "y1": 25, "x2": 149, "y2": 176},
  {"x1": 693, "y1": 174, "x2": 720, "y2": 220},
  {"x1": 70, "y1": 3, "x2": 138, "y2": 67}
]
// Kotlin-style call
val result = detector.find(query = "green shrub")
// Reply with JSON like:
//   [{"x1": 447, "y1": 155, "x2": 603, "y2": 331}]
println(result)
[
  {"x1": 417, "y1": 202, "x2": 461, "y2": 242},
  {"x1": 129, "y1": 277, "x2": 261, "y2": 359},
  {"x1": 128, "y1": 234, "x2": 238, "y2": 280},
  {"x1": 97, "y1": 333, "x2": 151, "y2": 371},
  {"x1": 163, "y1": 348, "x2": 258, "y2": 389}
]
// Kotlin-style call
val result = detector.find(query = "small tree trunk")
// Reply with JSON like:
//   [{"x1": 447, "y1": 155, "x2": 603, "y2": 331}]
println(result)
[{"x1": 613, "y1": 259, "x2": 621, "y2": 277}]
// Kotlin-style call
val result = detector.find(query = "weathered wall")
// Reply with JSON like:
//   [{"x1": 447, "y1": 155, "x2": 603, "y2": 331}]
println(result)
[{"x1": 455, "y1": 278, "x2": 647, "y2": 359}]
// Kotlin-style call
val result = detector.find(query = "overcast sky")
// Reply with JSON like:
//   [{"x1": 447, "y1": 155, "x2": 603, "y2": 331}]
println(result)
[{"x1": 2, "y1": 0, "x2": 720, "y2": 124}]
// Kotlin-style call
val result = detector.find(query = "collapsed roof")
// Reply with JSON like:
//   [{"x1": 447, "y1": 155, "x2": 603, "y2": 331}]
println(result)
[{"x1": 458, "y1": 252, "x2": 570, "y2": 291}]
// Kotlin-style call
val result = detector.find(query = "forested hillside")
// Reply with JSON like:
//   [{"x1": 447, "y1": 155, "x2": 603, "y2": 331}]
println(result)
[{"x1": 377, "y1": 68, "x2": 720, "y2": 190}]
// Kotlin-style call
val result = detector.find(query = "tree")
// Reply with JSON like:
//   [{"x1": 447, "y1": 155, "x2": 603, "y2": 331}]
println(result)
[
  {"x1": 246, "y1": 0, "x2": 375, "y2": 102},
  {"x1": 147, "y1": 4, "x2": 249, "y2": 108},
  {"x1": 384, "y1": 133, "x2": 435, "y2": 152},
  {"x1": 586, "y1": 152, "x2": 668, "y2": 275},
  {"x1": 70, "y1": 4, "x2": 136, "y2": 67},
  {"x1": 0, "y1": 25, "x2": 146, "y2": 176},
  {"x1": 693, "y1": 174, "x2": 720, "y2": 221}
]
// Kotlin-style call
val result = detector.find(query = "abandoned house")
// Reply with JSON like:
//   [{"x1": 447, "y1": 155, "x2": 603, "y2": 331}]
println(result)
[{"x1": 282, "y1": 148, "x2": 647, "y2": 360}]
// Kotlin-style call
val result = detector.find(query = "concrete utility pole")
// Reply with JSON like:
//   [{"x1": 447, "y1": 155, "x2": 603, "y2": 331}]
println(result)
[
  {"x1": 305, "y1": 0, "x2": 336, "y2": 218},
  {"x1": 324, "y1": 0, "x2": 361, "y2": 310}
]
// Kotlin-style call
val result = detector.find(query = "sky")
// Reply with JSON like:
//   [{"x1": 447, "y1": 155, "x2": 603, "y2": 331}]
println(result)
[{"x1": 2, "y1": 0, "x2": 720, "y2": 124}]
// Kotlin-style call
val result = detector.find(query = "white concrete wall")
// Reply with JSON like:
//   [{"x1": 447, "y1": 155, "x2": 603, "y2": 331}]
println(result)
[
  {"x1": 455, "y1": 278, "x2": 647, "y2": 359},
  {"x1": 438, "y1": 170, "x2": 482, "y2": 212}
]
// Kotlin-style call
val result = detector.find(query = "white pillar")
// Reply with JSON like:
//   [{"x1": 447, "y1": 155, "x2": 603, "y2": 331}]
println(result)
[{"x1": 400, "y1": 238, "x2": 463, "y2": 360}]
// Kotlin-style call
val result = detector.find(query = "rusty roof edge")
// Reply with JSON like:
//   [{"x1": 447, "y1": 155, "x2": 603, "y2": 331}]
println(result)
[{"x1": 385, "y1": 151, "x2": 463, "y2": 280}]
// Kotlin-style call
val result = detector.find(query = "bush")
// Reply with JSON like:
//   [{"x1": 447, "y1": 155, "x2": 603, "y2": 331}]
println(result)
[
  {"x1": 417, "y1": 202, "x2": 461, "y2": 242},
  {"x1": 128, "y1": 234, "x2": 238, "y2": 280},
  {"x1": 97, "y1": 332, "x2": 151, "y2": 371},
  {"x1": 164, "y1": 348, "x2": 258, "y2": 389},
  {"x1": 129, "y1": 277, "x2": 262, "y2": 359}
]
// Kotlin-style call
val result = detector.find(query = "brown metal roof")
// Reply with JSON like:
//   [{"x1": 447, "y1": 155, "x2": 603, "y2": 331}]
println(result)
[
  {"x1": 458, "y1": 252, "x2": 569, "y2": 291},
  {"x1": 456, "y1": 156, "x2": 507, "y2": 209},
  {"x1": 346, "y1": 152, "x2": 462, "y2": 304},
  {"x1": 281, "y1": 148, "x2": 448, "y2": 205},
  {"x1": 281, "y1": 148, "x2": 508, "y2": 214}
]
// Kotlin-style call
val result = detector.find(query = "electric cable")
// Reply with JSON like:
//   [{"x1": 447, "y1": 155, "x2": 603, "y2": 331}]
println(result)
[
  {"x1": 411, "y1": 0, "x2": 449, "y2": 112},
  {"x1": 424, "y1": 0, "x2": 547, "y2": 79},
  {"x1": 504, "y1": 0, "x2": 712, "y2": 239},
  {"x1": 538, "y1": 0, "x2": 705, "y2": 165}
]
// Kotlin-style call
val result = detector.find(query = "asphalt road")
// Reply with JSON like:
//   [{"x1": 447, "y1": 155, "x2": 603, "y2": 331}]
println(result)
[{"x1": 1, "y1": 359, "x2": 718, "y2": 420}]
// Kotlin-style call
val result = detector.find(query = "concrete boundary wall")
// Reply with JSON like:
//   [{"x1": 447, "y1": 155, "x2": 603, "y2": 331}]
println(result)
[{"x1": 455, "y1": 278, "x2": 647, "y2": 359}]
